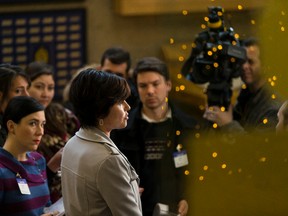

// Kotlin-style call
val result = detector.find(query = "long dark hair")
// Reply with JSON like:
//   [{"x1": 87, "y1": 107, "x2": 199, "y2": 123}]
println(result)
[{"x1": 0, "y1": 64, "x2": 30, "y2": 103}]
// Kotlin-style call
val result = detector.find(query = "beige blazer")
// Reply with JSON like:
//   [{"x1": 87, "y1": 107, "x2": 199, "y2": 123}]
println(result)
[{"x1": 61, "y1": 127, "x2": 142, "y2": 216}]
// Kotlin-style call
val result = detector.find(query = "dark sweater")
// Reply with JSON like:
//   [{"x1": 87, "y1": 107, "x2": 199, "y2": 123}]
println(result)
[{"x1": 111, "y1": 103, "x2": 199, "y2": 216}]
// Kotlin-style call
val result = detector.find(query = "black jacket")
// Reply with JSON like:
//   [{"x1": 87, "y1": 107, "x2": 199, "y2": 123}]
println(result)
[
  {"x1": 221, "y1": 84, "x2": 282, "y2": 133},
  {"x1": 111, "y1": 102, "x2": 199, "y2": 215}
]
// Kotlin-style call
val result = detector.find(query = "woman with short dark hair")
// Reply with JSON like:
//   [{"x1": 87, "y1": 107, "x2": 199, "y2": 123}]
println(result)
[
  {"x1": 61, "y1": 69, "x2": 142, "y2": 215},
  {"x1": 0, "y1": 96, "x2": 57, "y2": 216}
]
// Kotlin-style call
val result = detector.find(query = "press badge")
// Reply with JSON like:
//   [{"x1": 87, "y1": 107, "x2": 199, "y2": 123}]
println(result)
[
  {"x1": 173, "y1": 150, "x2": 189, "y2": 168},
  {"x1": 16, "y1": 178, "x2": 31, "y2": 195}
]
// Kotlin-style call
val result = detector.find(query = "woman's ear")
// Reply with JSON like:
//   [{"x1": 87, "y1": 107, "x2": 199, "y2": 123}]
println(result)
[{"x1": 6, "y1": 120, "x2": 16, "y2": 134}]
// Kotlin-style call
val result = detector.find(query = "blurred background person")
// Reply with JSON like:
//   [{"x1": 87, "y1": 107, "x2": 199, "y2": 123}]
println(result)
[
  {"x1": 203, "y1": 38, "x2": 282, "y2": 133},
  {"x1": 0, "y1": 64, "x2": 30, "y2": 147},
  {"x1": 61, "y1": 69, "x2": 142, "y2": 215},
  {"x1": 25, "y1": 61, "x2": 80, "y2": 203},
  {"x1": 276, "y1": 100, "x2": 288, "y2": 134},
  {"x1": 99, "y1": 47, "x2": 139, "y2": 110}
]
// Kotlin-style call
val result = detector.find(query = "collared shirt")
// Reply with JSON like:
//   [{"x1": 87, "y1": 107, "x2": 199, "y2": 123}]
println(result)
[{"x1": 141, "y1": 107, "x2": 172, "y2": 123}]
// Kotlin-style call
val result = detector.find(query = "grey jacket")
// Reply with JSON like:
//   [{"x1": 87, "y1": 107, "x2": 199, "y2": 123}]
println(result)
[{"x1": 61, "y1": 128, "x2": 142, "y2": 216}]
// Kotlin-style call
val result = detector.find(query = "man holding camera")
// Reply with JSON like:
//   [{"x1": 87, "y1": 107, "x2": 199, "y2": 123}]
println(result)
[{"x1": 203, "y1": 38, "x2": 282, "y2": 133}]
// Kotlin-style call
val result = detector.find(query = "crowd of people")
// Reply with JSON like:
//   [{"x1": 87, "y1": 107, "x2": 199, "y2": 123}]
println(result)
[{"x1": 0, "y1": 39, "x2": 286, "y2": 216}]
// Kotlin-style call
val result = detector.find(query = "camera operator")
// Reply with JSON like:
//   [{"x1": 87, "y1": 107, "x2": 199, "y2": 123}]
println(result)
[
  {"x1": 182, "y1": 6, "x2": 246, "y2": 112},
  {"x1": 203, "y1": 37, "x2": 282, "y2": 133}
]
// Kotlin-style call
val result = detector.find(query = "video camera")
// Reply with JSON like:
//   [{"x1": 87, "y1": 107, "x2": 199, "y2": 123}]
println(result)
[{"x1": 181, "y1": 6, "x2": 246, "y2": 110}]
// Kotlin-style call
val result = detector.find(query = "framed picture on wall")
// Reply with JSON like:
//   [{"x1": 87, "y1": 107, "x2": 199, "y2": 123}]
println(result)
[{"x1": 0, "y1": 9, "x2": 87, "y2": 100}]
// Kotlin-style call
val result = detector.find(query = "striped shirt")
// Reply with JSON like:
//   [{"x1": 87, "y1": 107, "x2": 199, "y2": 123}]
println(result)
[{"x1": 0, "y1": 148, "x2": 51, "y2": 216}]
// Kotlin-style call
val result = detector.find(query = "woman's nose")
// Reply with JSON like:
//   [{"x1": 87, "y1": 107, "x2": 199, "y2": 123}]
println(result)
[{"x1": 124, "y1": 100, "x2": 131, "y2": 111}]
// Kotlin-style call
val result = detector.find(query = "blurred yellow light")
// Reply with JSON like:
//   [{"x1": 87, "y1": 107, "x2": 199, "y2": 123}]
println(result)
[
  {"x1": 281, "y1": 26, "x2": 285, "y2": 32},
  {"x1": 272, "y1": 75, "x2": 277, "y2": 81},
  {"x1": 251, "y1": 19, "x2": 256, "y2": 25},
  {"x1": 204, "y1": 16, "x2": 209, "y2": 22},
  {"x1": 259, "y1": 157, "x2": 267, "y2": 162},
  {"x1": 184, "y1": 170, "x2": 190, "y2": 175},
  {"x1": 213, "y1": 123, "x2": 218, "y2": 128},
  {"x1": 178, "y1": 56, "x2": 184, "y2": 62},
  {"x1": 182, "y1": 44, "x2": 187, "y2": 50},
  {"x1": 263, "y1": 118, "x2": 268, "y2": 124},
  {"x1": 230, "y1": 57, "x2": 236, "y2": 62},
  {"x1": 217, "y1": 11, "x2": 223, "y2": 17},
  {"x1": 203, "y1": 165, "x2": 208, "y2": 171},
  {"x1": 169, "y1": 38, "x2": 174, "y2": 44},
  {"x1": 212, "y1": 152, "x2": 218, "y2": 158},
  {"x1": 195, "y1": 133, "x2": 200, "y2": 138},
  {"x1": 199, "y1": 176, "x2": 204, "y2": 181},
  {"x1": 175, "y1": 86, "x2": 180, "y2": 92},
  {"x1": 217, "y1": 45, "x2": 223, "y2": 50},
  {"x1": 207, "y1": 51, "x2": 213, "y2": 56},
  {"x1": 201, "y1": 24, "x2": 206, "y2": 29},
  {"x1": 220, "y1": 106, "x2": 225, "y2": 112},
  {"x1": 271, "y1": 94, "x2": 276, "y2": 99},
  {"x1": 176, "y1": 130, "x2": 181, "y2": 136},
  {"x1": 221, "y1": 164, "x2": 227, "y2": 169},
  {"x1": 180, "y1": 85, "x2": 185, "y2": 90},
  {"x1": 213, "y1": 62, "x2": 219, "y2": 68},
  {"x1": 242, "y1": 84, "x2": 247, "y2": 89},
  {"x1": 182, "y1": 10, "x2": 188, "y2": 15},
  {"x1": 192, "y1": 42, "x2": 196, "y2": 48},
  {"x1": 237, "y1": 5, "x2": 243, "y2": 10},
  {"x1": 234, "y1": 33, "x2": 240, "y2": 39},
  {"x1": 212, "y1": 47, "x2": 217, "y2": 52},
  {"x1": 177, "y1": 73, "x2": 182, "y2": 79}
]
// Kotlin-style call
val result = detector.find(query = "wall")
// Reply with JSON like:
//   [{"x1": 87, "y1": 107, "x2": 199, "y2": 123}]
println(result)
[
  {"x1": 85, "y1": 0, "x2": 262, "y2": 66},
  {"x1": 0, "y1": 0, "x2": 263, "y2": 106},
  {"x1": 0, "y1": 0, "x2": 262, "y2": 67}
]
